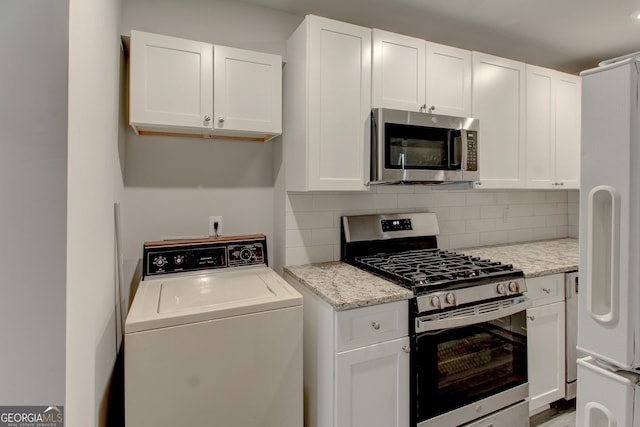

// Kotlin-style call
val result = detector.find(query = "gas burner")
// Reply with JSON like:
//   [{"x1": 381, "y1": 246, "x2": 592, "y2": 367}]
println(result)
[
  {"x1": 354, "y1": 248, "x2": 519, "y2": 293},
  {"x1": 341, "y1": 212, "x2": 524, "y2": 297}
]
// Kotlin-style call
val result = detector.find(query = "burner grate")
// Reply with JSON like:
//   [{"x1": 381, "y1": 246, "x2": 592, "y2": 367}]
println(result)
[{"x1": 354, "y1": 248, "x2": 517, "y2": 292}]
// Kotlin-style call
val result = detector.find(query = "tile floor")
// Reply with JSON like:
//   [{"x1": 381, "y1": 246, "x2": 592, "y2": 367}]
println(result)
[{"x1": 530, "y1": 401, "x2": 576, "y2": 427}]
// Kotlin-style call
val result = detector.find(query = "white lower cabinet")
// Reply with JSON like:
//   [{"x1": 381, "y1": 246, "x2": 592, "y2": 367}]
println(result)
[
  {"x1": 336, "y1": 337, "x2": 410, "y2": 427},
  {"x1": 285, "y1": 273, "x2": 409, "y2": 427},
  {"x1": 525, "y1": 274, "x2": 566, "y2": 413}
]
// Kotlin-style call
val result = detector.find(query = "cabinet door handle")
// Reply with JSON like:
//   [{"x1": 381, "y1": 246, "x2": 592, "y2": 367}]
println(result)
[
  {"x1": 402, "y1": 345, "x2": 410, "y2": 354},
  {"x1": 527, "y1": 315, "x2": 535, "y2": 321},
  {"x1": 542, "y1": 288, "x2": 551, "y2": 294},
  {"x1": 428, "y1": 105, "x2": 436, "y2": 113},
  {"x1": 371, "y1": 321, "x2": 380, "y2": 330},
  {"x1": 204, "y1": 115, "x2": 211, "y2": 122}
]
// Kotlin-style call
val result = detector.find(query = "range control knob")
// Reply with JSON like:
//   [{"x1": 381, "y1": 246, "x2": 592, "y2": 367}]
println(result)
[
  {"x1": 430, "y1": 295, "x2": 441, "y2": 308},
  {"x1": 445, "y1": 293, "x2": 456, "y2": 305},
  {"x1": 508, "y1": 281, "x2": 519, "y2": 293},
  {"x1": 497, "y1": 283, "x2": 506, "y2": 295},
  {"x1": 174, "y1": 255, "x2": 184, "y2": 265},
  {"x1": 154, "y1": 256, "x2": 167, "y2": 267}
]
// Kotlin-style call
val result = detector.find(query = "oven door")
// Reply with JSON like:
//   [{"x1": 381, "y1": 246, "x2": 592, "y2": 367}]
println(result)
[{"x1": 413, "y1": 296, "x2": 531, "y2": 427}]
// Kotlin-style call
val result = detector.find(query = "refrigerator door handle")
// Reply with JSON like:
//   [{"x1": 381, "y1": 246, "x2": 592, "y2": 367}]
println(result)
[
  {"x1": 585, "y1": 402, "x2": 617, "y2": 427},
  {"x1": 587, "y1": 185, "x2": 620, "y2": 325}
]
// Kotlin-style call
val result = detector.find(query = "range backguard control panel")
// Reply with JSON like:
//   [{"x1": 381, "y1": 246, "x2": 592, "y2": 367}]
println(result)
[{"x1": 381, "y1": 218, "x2": 413, "y2": 232}]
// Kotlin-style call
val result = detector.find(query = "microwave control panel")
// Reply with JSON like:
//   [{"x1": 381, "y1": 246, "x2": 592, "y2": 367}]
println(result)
[{"x1": 465, "y1": 131, "x2": 478, "y2": 171}]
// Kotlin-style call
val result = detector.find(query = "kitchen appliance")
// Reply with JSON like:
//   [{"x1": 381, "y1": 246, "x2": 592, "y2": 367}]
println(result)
[
  {"x1": 370, "y1": 108, "x2": 479, "y2": 184},
  {"x1": 563, "y1": 270, "x2": 583, "y2": 400},
  {"x1": 125, "y1": 234, "x2": 302, "y2": 427},
  {"x1": 341, "y1": 212, "x2": 531, "y2": 427},
  {"x1": 577, "y1": 54, "x2": 640, "y2": 426}
]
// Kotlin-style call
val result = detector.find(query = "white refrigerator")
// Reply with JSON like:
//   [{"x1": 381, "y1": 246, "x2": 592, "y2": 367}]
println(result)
[{"x1": 577, "y1": 54, "x2": 640, "y2": 426}]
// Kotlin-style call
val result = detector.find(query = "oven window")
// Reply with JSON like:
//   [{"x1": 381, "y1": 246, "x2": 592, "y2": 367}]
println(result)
[
  {"x1": 414, "y1": 315, "x2": 527, "y2": 421},
  {"x1": 385, "y1": 123, "x2": 456, "y2": 170}
]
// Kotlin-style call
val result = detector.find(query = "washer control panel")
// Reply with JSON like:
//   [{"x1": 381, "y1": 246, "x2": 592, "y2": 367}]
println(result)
[{"x1": 143, "y1": 235, "x2": 267, "y2": 278}]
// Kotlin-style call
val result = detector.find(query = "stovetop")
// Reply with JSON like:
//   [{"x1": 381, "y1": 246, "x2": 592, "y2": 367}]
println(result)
[
  {"x1": 341, "y1": 212, "x2": 526, "y2": 306},
  {"x1": 354, "y1": 248, "x2": 523, "y2": 294}
]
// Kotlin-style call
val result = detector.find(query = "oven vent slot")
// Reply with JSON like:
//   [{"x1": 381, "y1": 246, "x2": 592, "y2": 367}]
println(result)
[{"x1": 429, "y1": 299, "x2": 515, "y2": 321}]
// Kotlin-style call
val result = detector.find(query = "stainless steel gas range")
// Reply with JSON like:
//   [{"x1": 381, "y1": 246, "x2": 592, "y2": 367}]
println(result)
[{"x1": 341, "y1": 212, "x2": 531, "y2": 427}]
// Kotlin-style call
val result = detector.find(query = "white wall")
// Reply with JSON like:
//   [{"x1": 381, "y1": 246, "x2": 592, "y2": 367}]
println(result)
[
  {"x1": 119, "y1": 0, "x2": 579, "y2": 277},
  {"x1": 67, "y1": 0, "x2": 124, "y2": 425},
  {"x1": 119, "y1": 0, "x2": 301, "y2": 289},
  {"x1": 0, "y1": 0, "x2": 67, "y2": 405},
  {"x1": 284, "y1": 187, "x2": 577, "y2": 266}
]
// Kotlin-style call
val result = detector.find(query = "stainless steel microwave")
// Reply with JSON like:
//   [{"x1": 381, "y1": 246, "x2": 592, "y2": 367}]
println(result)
[{"x1": 370, "y1": 108, "x2": 479, "y2": 184}]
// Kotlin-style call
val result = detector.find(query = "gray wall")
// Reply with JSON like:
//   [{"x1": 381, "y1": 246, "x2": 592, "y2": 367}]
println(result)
[
  {"x1": 119, "y1": 0, "x2": 301, "y2": 291},
  {"x1": 0, "y1": 0, "x2": 67, "y2": 404}
]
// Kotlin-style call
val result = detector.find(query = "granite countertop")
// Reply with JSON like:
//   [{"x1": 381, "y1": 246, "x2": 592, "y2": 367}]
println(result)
[
  {"x1": 284, "y1": 238, "x2": 579, "y2": 310},
  {"x1": 459, "y1": 238, "x2": 579, "y2": 278},
  {"x1": 284, "y1": 262, "x2": 413, "y2": 311}
]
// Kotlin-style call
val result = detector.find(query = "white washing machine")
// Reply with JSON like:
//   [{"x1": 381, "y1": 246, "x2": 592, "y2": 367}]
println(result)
[{"x1": 125, "y1": 235, "x2": 302, "y2": 427}]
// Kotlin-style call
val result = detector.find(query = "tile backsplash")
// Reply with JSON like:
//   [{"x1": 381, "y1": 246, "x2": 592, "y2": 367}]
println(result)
[{"x1": 285, "y1": 186, "x2": 579, "y2": 266}]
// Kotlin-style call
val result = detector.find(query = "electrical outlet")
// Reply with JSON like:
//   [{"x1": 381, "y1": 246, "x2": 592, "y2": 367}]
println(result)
[
  {"x1": 502, "y1": 207, "x2": 510, "y2": 223},
  {"x1": 208, "y1": 216, "x2": 222, "y2": 237}
]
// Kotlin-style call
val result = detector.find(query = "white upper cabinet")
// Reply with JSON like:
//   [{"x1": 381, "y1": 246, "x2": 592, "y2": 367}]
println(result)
[
  {"x1": 553, "y1": 72, "x2": 581, "y2": 188},
  {"x1": 285, "y1": 15, "x2": 371, "y2": 191},
  {"x1": 526, "y1": 65, "x2": 581, "y2": 189},
  {"x1": 425, "y1": 41, "x2": 472, "y2": 117},
  {"x1": 130, "y1": 30, "x2": 213, "y2": 133},
  {"x1": 213, "y1": 45, "x2": 282, "y2": 137},
  {"x1": 372, "y1": 29, "x2": 425, "y2": 111},
  {"x1": 371, "y1": 30, "x2": 471, "y2": 117},
  {"x1": 472, "y1": 52, "x2": 526, "y2": 189},
  {"x1": 129, "y1": 30, "x2": 282, "y2": 142}
]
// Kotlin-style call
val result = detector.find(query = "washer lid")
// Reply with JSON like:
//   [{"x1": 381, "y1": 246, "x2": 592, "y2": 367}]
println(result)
[
  {"x1": 158, "y1": 273, "x2": 276, "y2": 313},
  {"x1": 125, "y1": 266, "x2": 301, "y2": 333}
]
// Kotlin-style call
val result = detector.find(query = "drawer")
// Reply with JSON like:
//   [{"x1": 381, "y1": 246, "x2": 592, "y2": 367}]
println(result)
[
  {"x1": 335, "y1": 300, "x2": 408, "y2": 352},
  {"x1": 524, "y1": 273, "x2": 565, "y2": 307}
]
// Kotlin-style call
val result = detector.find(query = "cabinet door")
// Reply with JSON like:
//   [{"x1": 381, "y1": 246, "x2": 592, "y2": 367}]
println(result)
[
  {"x1": 472, "y1": 52, "x2": 526, "y2": 188},
  {"x1": 308, "y1": 16, "x2": 371, "y2": 191},
  {"x1": 527, "y1": 301, "x2": 566, "y2": 413},
  {"x1": 526, "y1": 65, "x2": 555, "y2": 189},
  {"x1": 525, "y1": 66, "x2": 581, "y2": 189},
  {"x1": 213, "y1": 45, "x2": 282, "y2": 135},
  {"x1": 554, "y1": 72, "x2": 581, "y2": 189},
  {"x1": 129, "y1": 30, "x2": 213, "y2": 132},
  {"x1": 426, "y1": 42, "x2": 472, "y2": 117},
  {"x1": 335, "y1": 337, "x2": 410, "y2": 427},
  {"x1": 372, "y1": 29, "x2": 425, "y2": 111}
]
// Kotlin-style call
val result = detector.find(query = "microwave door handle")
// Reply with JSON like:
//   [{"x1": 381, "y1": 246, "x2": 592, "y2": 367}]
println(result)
[
  {"x1": 400, "y1": 152, "x2": 409, "y2": 182},
  {"x1": 449, "y1": 130, "x2": 462, "y2": 168},
  {"x1": 415, "y1": 296, "x2": 532, "y2": 333}
]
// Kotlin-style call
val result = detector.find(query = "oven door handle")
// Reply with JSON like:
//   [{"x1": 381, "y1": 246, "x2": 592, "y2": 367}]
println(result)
[{"x1": 415, "y1": 296, "x2": 532, "y2": 333}]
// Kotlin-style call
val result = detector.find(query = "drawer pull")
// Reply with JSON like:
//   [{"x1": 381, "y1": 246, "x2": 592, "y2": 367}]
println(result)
[
  {"x1": 542, "y1": 288, "x2": 551, "y2": 294},
  {"x1": 527, "y1": 315, "x2": 535, "y2": 321},
  {"x1": 402, "y1": 345, "x2": 410, "y2": 354},
  {"x1": 371, "y1": 321, "x2": 381, "y2": 330}
]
